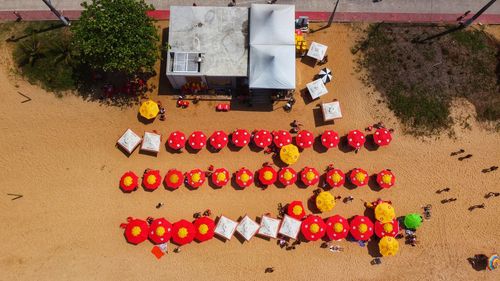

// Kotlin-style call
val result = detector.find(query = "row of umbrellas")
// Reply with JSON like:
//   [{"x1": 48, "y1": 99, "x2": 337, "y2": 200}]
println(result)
[
  {"x1": 119, "y1": 168, "x2": 396, "y2": 192},
  {"x1": 164, "y1": 128, "x2": 391, "y2": 151},
  {"x1": 122, "y1": 201, "x2": 411, "y2": 257}
]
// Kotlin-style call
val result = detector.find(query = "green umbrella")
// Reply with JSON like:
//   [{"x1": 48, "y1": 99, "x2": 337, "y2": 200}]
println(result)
[{"x1": 404, "y1": 213, "x2": 422, "y2": 230}]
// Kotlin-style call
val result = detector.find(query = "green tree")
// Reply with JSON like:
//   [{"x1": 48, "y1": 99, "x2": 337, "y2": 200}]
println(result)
[{"x1": 72, "y1": 0, "x2": 159, "y2": 74}]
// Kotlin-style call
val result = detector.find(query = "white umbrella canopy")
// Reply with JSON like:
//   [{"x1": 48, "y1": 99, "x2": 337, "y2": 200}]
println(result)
[
  {"x1": 236, "y1": 216, "x2": 260, "y2": 241},
  {"x1": 117, "y1": 129, "x2": 141, "y2": 154},
  {"x1": 306, "y1": 79, "x2": 328, "y2": 100},
  {"x1": 214, "y1": 216, "x2": 238, "y2": 240},
  {"x1": 141, "y1": 132, "x2": 161, "y2": 153},
  {"x1": 318, "y1": 68, "x2": 332, "y2": 83},
  {"x1": 278, "y1": 215, "x2": 302, "y2": 240},
  {"x1": 258, "y1": 216, "x2": 281, "y2": 239}
]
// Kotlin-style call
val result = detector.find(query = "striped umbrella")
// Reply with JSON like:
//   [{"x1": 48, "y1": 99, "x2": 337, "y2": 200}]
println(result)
[{"x1": 318, "y1": 68, "x2": 332, "y2": 83}]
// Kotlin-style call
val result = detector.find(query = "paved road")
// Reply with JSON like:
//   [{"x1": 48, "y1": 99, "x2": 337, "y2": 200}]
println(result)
[{"x1": 1, "y1": 0, "x2": 499, "y2": 22}]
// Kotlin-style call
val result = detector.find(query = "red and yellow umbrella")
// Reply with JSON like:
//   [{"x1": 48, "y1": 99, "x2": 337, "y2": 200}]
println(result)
[
  {"x1": 148, "y1": 218, "x2": 172, "y2": 244},
  {"x1": 273, "y1": 130, "x2": 292, "y2": 148},
  {"x1": 142, "y1": 169, "x2": 162, "y2": 191},
  {"x1": 373, "y1": 128, "x2": 392, "y2": 146},
  {"x1": 325, "y1": 168, "x2": 345, "y2": 188},
  {"x1": 349, "y1": 168, "x2": 369, "y2": 187},
  {"x1": 120, "y1": 171, "x2": 138, "y2": 192},
  {"x1": 231, "y1": 129, "x2": 251, "y2": 147},
  {"x1": 253, "y1": 129, "x2": 272, "y2": 148},
  {"x1": 347, "y1": 129, "x2": 365, "y2": 149},
  {"x1": 374, "y1": 219, "x2": 399, "y2": 238},
  {"x1": 193, "y1": 217, "x2": 215, "y2": 242},
  {"x1": 278, "y1": 167, "x2": 297, "y2": 186},
  {"x1": 376, "y1": 170, "x2": 395, "y2": 189},
  {"x1": 211, "y1": 168, "x2": 230, "y2": 187},
  {"x1": 301, "y1": 215, "x2": 326, "y2": 241},
  {"x1": 321, "y1": 130, "x2": 340, "y2": 149},
  {"x1": 209, "y1": 130, "x2": 228, "y2": 150},
  {"x1": 188, "y1": 131, "x2": 207, "y2": 150},
  {"x1": 349, "y1": 215, "x2": 374, "y2": 241},
  {"x1": 325, "y1": 215, "x2": 350, "y2": 241},
  {"x1": 121, "y1": 217, "x2": 149, "y2": 245},
  {"x1": 167, "y1": 131, "x2": 186, "y2": 150},
  {"x1": 296, "y1": 130, "x2": 314, "y2": 149},
  {"x1": 234, "y1": 168, "x2": 254, "y2": 188},
  {"x1": 164, "y1": 169, "x2": 184, "y2": 189},
  {"x1": 186, "y1": 169, "x2": 206, "y2": 188},
  {"x1": 300, "y1": 167, "x2": 320, "y2": 186},
  {"x1": 287, "y1": 200, "x2": 306, "y2": 219},
  {"x1": 171, "y1": 219, "x2": 195, "y2": 245},
  {"x1": 258, "y1": 166, "x2": 278, "y2": 186}
]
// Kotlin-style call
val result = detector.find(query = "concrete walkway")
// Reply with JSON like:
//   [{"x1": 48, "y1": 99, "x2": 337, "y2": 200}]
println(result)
[{"x1": 1, "y1": 0, "x2": 499, "y2": 23}]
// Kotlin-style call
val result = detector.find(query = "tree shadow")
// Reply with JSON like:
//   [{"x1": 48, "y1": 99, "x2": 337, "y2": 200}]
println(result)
[{"x1": 157, "y1": 27, "x2": 175, "y2": 96}]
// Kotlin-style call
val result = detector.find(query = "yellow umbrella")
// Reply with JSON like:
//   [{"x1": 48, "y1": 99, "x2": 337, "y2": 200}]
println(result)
[
  {"x1": 315, "y1": 191, "x2": 335, "y2": 212},
  {"x1": 139, "y1": 100, "x2": 159, "y2": 119},
  {"x1": 375, "y1": 202, "x2": 396, "y2": 223},
  {"x1": 379, "y1": 236, "x2": 399, "y2": 256},
  {"x1": 280, "y1": 144, "x2": 300, "y2": 165}
]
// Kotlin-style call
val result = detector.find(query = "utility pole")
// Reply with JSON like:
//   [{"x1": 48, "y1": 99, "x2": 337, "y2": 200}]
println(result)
[
  {"x1": 41, "y1": 0, "x2": 71, "y2": 26},
  {"x1": 413, "y1": 0, "x2": 496, "y2": 43}
]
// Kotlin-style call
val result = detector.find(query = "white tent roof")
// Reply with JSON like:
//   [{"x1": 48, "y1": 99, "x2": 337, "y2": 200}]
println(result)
[
  {"x1": 214, "y1": 216, "x2": 238, "y2": 240},
  {"x1": 257, "y1": 216, "x2": 281, "y2": 239},
  {"x1": 278, "y1": 215, "x2": 301, "y2": 240},
  {"x1": 250, "y1": 4, "x2": 295, "y2": 45},
  {"x1": 249, "y1": 45, "x2": 296, "y2": 89},
  {"x1": 141, "y1": 132, "x2": 161, "y2": 153},
  {"x1": 236, "y1": 216, "x2": 260, "y2": 241},
  {"x1": 117, "y1": 129, "x2": 141, "y2": 154}
]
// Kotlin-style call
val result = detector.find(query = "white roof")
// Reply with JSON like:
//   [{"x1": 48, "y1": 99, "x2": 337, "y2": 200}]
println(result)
[
  {"x1": 307, "y1": 42, "x2": 328, "y2": 61},
  {"x1": 278, "y1": 215, "x2": 302, "y2": 240},
  {"x1": 141, "y1": 132, "x2": 161, "y2": 153},
  {"x1": 117, "y1": 129, "x2": 141, "y2": 154},
  {"x1": 249, "y1": 4, "x2": 296, "y2": 90},
  {"x1": 249, "y1": 45, "x2": 296, "y2": 89},
  {"x1": 322, "y1": 101, "x2": 343, "y2": 121},
  {"x1": 307, "y1": 79, "x2": 328, "y2": 99},
  {"x1": 258, "y1": 216, "x2": 281, "y2": 239},
  {"x1": 236, "y1": 216, "x2": 260, "y2": 241},
  {"x1": 214, "y1": 216, "x2": 238, "y2": 240},
  {"x1": 250, "y1": 4, "x2": 295, "y2": 45}
]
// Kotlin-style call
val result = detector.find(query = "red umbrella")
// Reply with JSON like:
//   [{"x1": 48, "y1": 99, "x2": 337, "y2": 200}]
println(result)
[
  {"x1": 349, "y1": 168, "x2": 369, "y2": 187},
  {"x1": 234, "y1": 168, "x2": 254, "y2": 188},
  {"x1": 373, "y1": 128, "x2": 392, "y2": 146},
  {"x1": 296, "y1": 130, "x2": 314, "y2": 149},
  {"x1": 209, "y1": 130, "x2": 228, "y2": 150},
  {"x1": 349, "y1": 216, "x2": 374, "y2": 241},
  {"x1": 193, "y1": 217, "x2": 215, "y2": 242},
  {"x1": 301, "y1": 215, "x2": 326, "y2": 241},
  {"x1": 321, "y1": 130, "x2": 340, "y2": 149},
  {"x1": 120, "y1": 171, "x2": 138, "y2": 192},
  {"x1": 376, "y1": 170, "x2": 396, "y2": 189},
  {"x1": 231, "y1": 129, "x2": 251, "y2": 147},
  {"x1": 149, "y1": 218, "x2": 172, "y2": 244},
  {"x1": 142, "y1": 169, "x2": 162, "y2": 191},
  {"x1": 347, "y1": 129, "x2": 365, "y2": 149},
  {"x1": 211, "y1": 168, "x2": 230, "y2": 187},
  {"x1": 188, "y1": 131, "x2": 207, "y2": 150},
  {"x1": 273, "y1": 130, "x2": 292, "y2": 148},
  {"x1": 300, "y1": 167, "x2": 320, "y2": 186},
  {"x1": 258, "y1": 166, "x2": 277, "y2": 185},
  {"x1": 121, "y1": 217, "x2": 149, "y2": 245},
  {"x1": 374, "y1": 219, "x2": 399, "y2": 238},
  {"x1": 186, "y1": 169, "x2": 206, "y2": 188},
  {"x1": 325, "y1": 215, "x2": 350, "y2": 241},
  {"x1": 325, "y1": 168, "x2": 345, "y2": 188},
  {"x1": 167, "y1": 131, "x2": 186, "y2": 150},
  {"x1": 171, "y1": 219, "x2": 195, "y2": 245},
  {"x1": 253, "y1": 129, "x2": 272, "y2": 148},
  {"x1": 287, "y1": 200, "x2": 306, "y2": 220},
  {"x1": 164, "y1": 169, "x2": 184, "y2": 189},
  {"x1": 278, "y1": 167, "x2": 297, "y2": 186}
]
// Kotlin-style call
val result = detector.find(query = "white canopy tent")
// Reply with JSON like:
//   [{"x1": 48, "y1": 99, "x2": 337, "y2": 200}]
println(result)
[
  {"x1": 249, "y1": 4, "x2": 296, "y2": 90},
  {"x1": 278, "y1": 215, "x2": 302, "y2": 240},
  {"x1": 249, "y1": 45, "x2": 296, "y2": 89},
  {"x1": 117, "y1": 129, "x2": 141, "y2": 154},
  {"x1": 257, "y1": 215, "x2": 281, "y2": 239},
  {"x1": 236, "y1": 216, "x2": 260, "y2": 241},
  {"x1": 141, "y1": 132, "x2": 161, "y2": 153},
  {"x1": 214, "y1": 216, "x2": 238, "y2": 240}
]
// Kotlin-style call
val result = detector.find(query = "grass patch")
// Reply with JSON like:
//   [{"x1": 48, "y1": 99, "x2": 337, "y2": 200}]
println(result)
[
  {"x1": 11, "y1": 22, "x2": 77, "y2": 92},
  {"x1": 354, "y1": 24, "x2": 499, "y2": 135}
]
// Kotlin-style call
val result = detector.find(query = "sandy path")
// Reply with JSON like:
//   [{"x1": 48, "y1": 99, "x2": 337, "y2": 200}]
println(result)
[{"x1": 0, "y1": 23, "x2": 499, "y2": 281}]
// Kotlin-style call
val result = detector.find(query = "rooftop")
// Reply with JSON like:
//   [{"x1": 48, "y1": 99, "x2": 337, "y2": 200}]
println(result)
[{"x1": 167, "y1": 6, "x2": 249, "y2": 77}]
